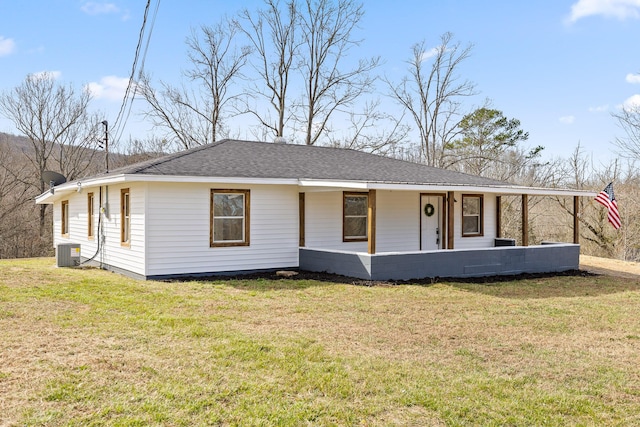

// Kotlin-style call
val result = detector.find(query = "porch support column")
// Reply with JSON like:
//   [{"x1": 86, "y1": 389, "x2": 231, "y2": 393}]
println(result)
[
  {"x1": 521, "y1": 194, "x2": 529, "y2": 246},
  {"x1": 299, "y1": 193, "x2": 305, "y2": 247},
  {"x1": 368, "y1": 189, "x2": 376, "y2": 254},
  {"x1": 573, "y1": 195, "x2": 580, "y2": 244},
  {"x1": 447, "y1": 191, "x2": 455, "y2": 249},
  {"x1": 496, "y1": 196, "x2": 502, "y2": 238}
]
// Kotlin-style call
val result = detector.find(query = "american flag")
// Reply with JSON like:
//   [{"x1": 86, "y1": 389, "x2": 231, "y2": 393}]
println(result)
[{"x1": 595, "y1": 182, "x2": 621, "y2": 229}]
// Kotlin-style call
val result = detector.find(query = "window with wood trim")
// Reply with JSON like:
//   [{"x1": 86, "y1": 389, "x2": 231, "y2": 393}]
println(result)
[
  {"x1": 87, "y1": 192, "x2": 94, "y2": 239},
  {"x1": 343, "y1": 192, "x2": 368, "y2": 241},
  {"x1": 61, "y1": 200, "x2": 69, "y2": 237},
  {"x1": 462, "y1": 194, "x2": 484, "y2": 237},
  {"x1": 120, "y1": 188, "x2": 130, "y2": 246},
  {"x1": 210, "y1": 189, "x2": 250, "y2": 247}
]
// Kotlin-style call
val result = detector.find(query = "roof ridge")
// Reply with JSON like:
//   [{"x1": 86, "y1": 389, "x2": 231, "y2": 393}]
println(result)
[{"x1": 224, "y1": 139, "x2": 510, "y2": 186}]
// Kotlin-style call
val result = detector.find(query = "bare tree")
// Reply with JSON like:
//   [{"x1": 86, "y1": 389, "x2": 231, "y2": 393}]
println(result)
[
  {"x1": 613, "y1": 103, "x2": 640, "y2": 159},
  {"x1": 296, "y1": 0, "x2": 380, "y2": 145},
  {"x1": 0, "y1": 72, "x2": 101, "y2": 236},
  {"x1": 238, "y1": 0, "x2": 298, "y2": 139},
  {"x1": 140, "y1": 19, "x2": 251, "y2": 150},
  {"x1": 386, "y1": 33, "x2": 477, "y2": 167},
  {"x1": 0, "y1": 137, "x2": 30, "y2": 225},
  {"x1": 326, "y1": 99, "x2": 410, "y2": 155},
  {"x1": 0, "y1": 137, "x2": 43, "y2": 258}
]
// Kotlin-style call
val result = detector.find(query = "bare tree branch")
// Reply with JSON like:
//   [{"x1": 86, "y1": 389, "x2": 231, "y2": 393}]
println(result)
[
  {"x1": 296, "y1": 0, "x2": 380, "y2": 145},
  {"x1": 386, "y1": 33, "x2": 476, "y2": 166},
  {"x1": 613, "y1": 103, "x2": 640, "y2": 159},
  {"x1": 0, "y1": 72, "x2": 101, "y2": 236},
  {"x1": 237, "y1": 0, "x2": 299, "y2": 139},
  {"x1": 140, "y1": 19, "x2": 251, "y2": 149}
]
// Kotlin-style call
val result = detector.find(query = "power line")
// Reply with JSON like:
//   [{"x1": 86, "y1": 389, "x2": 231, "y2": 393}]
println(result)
[{"x1": 111, "y1": 0, "x2": 161, "y2": 146}]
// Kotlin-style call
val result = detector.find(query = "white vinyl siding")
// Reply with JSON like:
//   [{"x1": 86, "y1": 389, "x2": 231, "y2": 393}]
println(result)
[
  {"x1": 453, "y1": 192, "x2": 496, "y2": 249},
  {"x1": 376, "y1": 190, "x2": 421, "y2": 252},
  {"x1": 53, "y1": 193, "x2": 98, "y2": 257},
  {"x1": 50, "y1": 184, "x2": 145, "y2": 275},
  {"x1": 306, "y1": 190, "x2": 423, "y2": 253},
  {"x1": 96, "y1": 184, "x2": 145, "y2": 276},
  {"x1": 306, "y1": 190, "x2": 498, "y2": 253},
  {"x1": 145, "y1": 183, "x2": 298, "y2": 277},
  {"x1": 305, "y1": 191, "x2": 368, "y2": 252},
  {"x1": 49, "y1": 183, "x2": 500, "y2": 279}
]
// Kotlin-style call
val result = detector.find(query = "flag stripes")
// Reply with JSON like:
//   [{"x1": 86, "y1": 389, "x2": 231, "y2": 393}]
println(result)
[{"x1": 595, "y1": 182, "x2": 621, "y2": 229}]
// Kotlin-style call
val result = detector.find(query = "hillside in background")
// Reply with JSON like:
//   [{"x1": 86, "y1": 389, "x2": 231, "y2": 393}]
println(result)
[{"x1": 0, "y1": 131, "x2": 32, "y2": 152}]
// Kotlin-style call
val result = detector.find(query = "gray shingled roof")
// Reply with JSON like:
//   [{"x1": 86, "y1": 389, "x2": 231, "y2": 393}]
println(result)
[{"x1": 106, "y1": 139, "x2": 511, "y2": 187}]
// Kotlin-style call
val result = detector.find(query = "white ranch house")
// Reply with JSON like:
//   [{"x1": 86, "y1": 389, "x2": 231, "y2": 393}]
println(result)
[{"x1": 36, "y1": 139, "x2": 595, "y2": 280}]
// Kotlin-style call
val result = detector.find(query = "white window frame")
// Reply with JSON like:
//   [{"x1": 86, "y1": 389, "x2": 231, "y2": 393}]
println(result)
[{"x1": 462, "y1": 194, "x2": 484, "y2": 237}]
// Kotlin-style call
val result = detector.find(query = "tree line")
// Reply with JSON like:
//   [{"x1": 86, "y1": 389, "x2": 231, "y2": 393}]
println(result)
[{"x1": 0, "y1": 0, "x2": 638, "y2": 260}]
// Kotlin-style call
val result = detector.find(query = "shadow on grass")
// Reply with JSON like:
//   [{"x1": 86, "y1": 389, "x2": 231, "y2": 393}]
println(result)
[
  {"x1": 166, "y1": 269, "x2": 640, "y2": 298},
  {"x1": 165, "y1": 270, "x2": 355, "y2": 291},
  {"x1": 444, "y1": 270, "x2": 640, "y2": 300}
]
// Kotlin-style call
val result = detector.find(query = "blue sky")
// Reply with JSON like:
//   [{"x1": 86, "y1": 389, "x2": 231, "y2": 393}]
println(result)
[{"x1": 1, "y1": 0, "x2": 639, "y2": 164}]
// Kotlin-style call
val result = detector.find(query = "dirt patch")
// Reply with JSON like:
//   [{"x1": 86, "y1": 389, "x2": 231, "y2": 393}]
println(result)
[{"x1": 580, "y1": 255, "x2": 640, "y2": 279}]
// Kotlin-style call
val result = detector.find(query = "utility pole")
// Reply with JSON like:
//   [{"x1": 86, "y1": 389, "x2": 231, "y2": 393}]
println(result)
[{"x1": 101, "y1": 120, "x2": 109, "y2": 172}]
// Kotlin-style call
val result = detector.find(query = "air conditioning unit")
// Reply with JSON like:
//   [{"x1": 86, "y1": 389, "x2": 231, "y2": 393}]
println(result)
[{"x1": 57, "y1": 243, "x2": 81, "y2": 267}]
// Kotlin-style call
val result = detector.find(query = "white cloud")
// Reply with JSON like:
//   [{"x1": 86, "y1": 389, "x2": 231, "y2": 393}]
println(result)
[
  {"x1": 120, "y1": 9, "x2": 131, "y2": 21},
  {"x1": 81, "y1": 2, "x2": 119, "y2": 15},
  {"x1": 31, "y1": 70, "x2": 62, "y2": 80},
  {"x1": 87, "y1": 75, "x2": 130, "y2": 101},
  {"x1": 420, "y1": 47, "x2": 440, "y2": 62},
  {"x1": 567, "y1": 0, "x2": 640, "y2": 23},
  {"x1": 622, "y1": 94, "x2": 640, "y2": 110},
  {"x1": 559, "y1": 115, "x2": 576, "y2": 124},
  {"x1": 626, "y1": 73, "x2": 640, "y2": 84},
  {"x1": 589, "y1": 104, "x2": 609, "y2": 112},
  {"x1": 0, "y1": 36, "x2": 16, "y2": 57}
]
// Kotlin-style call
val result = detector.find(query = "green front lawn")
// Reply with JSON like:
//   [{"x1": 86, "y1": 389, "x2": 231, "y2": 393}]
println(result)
[{"x1": 1, "y1": 258, "x2": 640, "y2": 426}]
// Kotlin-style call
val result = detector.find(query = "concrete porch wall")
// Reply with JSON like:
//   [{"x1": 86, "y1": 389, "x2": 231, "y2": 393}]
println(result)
[{"x1": 299, "y1": 244, "x2": 580, "y2": 281}]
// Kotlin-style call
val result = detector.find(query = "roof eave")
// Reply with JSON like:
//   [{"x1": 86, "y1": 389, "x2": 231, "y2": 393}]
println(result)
[
  {"x1": 299, "y1": 179, "x2": 597, "y2": 197},
  {"x1": 35, "y1": 174, "x2": 597, "y2": 205}
]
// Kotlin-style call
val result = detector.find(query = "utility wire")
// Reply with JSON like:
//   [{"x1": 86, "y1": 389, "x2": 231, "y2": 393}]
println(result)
[{"x1": 111, "y1": 0, "x2": 161, "y2": 147}]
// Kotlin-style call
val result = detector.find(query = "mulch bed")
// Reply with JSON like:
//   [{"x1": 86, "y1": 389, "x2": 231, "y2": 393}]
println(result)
[{"x1": 166, "y1": 268, "x2": 596, "y2": 287}]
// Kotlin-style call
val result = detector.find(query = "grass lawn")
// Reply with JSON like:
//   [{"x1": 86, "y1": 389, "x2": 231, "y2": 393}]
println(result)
[{"x1": 2, "y1": 258, "x2": 640, "y2": 426}]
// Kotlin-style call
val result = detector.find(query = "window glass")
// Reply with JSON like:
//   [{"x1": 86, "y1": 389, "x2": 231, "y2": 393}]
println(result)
[
  {"x1": 214, "y1": 193, "x2": 244, "y2": 217},
  {"x1": 462, "y1": 195, "x2": 483, "y2": 236},
  {"x1": 88, "y1": 193, "x2": 94, "y2": 238},
  {"x1": 344, "y1": 194, "x2": 368, "y2": 240},
  {"x1": 463, "y1": 197, "x2": 480, "y2": 215},
  {"x1": 463, "y1": 216, "x2": 480, "y2": 234},
  {"x1": 61, "y1": 200, "x2": 69, "y2": 236},
  {"x1": 211, "y1": 190, "x2": 250, "y2": 246},
  {"x1": 121, "y1": 189, "x2": 130, "y2": 245}
]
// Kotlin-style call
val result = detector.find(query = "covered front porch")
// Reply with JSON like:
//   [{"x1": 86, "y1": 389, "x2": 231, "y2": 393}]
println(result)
[{"x1": 299, "y1": 183, "x2": 594, "y2": 280}]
